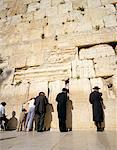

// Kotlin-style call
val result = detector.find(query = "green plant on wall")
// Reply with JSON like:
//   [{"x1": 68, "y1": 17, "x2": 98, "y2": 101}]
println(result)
[{"x1": 116, "y1": 61, "x2": 117, "y2": 65}]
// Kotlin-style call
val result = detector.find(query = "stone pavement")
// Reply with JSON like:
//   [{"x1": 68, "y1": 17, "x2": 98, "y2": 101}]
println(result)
[{"x1": 0, "y1": 130, "x2": 117, "y2": 150}]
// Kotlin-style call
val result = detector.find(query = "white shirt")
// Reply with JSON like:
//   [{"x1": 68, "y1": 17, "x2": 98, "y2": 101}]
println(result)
[
  {"x1": 28, "y1": 99, "x2": 35, "y2": 108},
  {"x1": 0, "y1": 104, "x2": 5, "y2": 117}
]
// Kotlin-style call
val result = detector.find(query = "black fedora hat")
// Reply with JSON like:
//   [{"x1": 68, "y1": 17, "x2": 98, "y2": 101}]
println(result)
[{"x1": 93, "y1": 86, "x2": 100, "y2": 90}]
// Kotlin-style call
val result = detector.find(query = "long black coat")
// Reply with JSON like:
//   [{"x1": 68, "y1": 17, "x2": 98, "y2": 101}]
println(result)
[
  {"x1": 56, "y1": 92, "x2": 68, "y2": 120},
  {"x1": 34, "y1": 95, "x2": 48, "y2": 114},
  {"x1": 89, "y1": 91, "x2": 104, "y2": 122}
]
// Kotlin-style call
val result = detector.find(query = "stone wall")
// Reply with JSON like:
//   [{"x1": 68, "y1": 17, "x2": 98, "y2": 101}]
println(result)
[{"x1": 0, "y1": 0, "x2": 117, "y2": 129}]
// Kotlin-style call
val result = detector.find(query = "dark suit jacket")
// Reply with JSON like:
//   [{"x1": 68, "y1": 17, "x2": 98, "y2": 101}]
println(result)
[
  {"x1": 34, "y1": 95, "x2": 48, "y2": 114},
  {"x1": 56, "y1": 92, "x2": 68, "y2": 120},
  {"x1": 89, "y1": 91, "x2": 104, "y2": 122}
]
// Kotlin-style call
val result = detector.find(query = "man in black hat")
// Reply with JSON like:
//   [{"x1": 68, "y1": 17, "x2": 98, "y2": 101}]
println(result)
[
  {"x1": 56, "y1": 88, "x2": 69, "y2": 132},
  {"x1": 89, "y1": 86, "x2": 105, "y2": 132}
]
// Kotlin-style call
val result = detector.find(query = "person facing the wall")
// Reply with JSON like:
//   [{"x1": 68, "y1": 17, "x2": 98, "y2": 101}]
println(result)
[
  {"x1": 56, "y1": 88, "x2": 69, "y2": 132},
  {"x1": 34, "y1": 92, "x2": 48, "y2": 132},
  {"x1": 89, "y1": 86, "x2": 105, "y2": 132}
]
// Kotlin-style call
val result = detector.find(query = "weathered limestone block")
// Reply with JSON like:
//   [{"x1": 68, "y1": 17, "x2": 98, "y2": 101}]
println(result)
[
  {"x1": 90, "y1": 77, "x2": 110, "y2": 100},
  {"x1": 58, "y1": 1, "x2": 72, "y2": 15},
  {"x1": 79, "y1": 44, "x2": 115, "y2": 60},
  {"x1": 101, "y1": 0, "x2": 117, "y2": 5},
  {"x1": 75, "y1": 21, "x2": 92, "y2": 33},
  {"x1": 69, "y1": 78, "x2": 91, "y2": 102},
  {"x1": 44, "y1": 25, "x2": 56, "y2": 38},
  {"x1": 34, "y1": 9, "x2": 46, "y2": 20},
  {"x1": 104, "y1": 100, "x2": 117, "y2": 128},
  {"x1": 68, "y1": 10, "x2": 83, "y2": 22},
  {"x1": 94, "y1": 55, "x2": 117, "y2": 77},
  {"x1": 14, "y1": 63, "x2": 71, "y2": 82},
  {"x1": 22, "y1": 28, "x2": 43, "y2": 41},
  {"x1": 86, "y1": 7, "x2": 106, "y2": 28},
  {"x1": 56, "y1": 36, "x2": 75, "y2": 49},
  {"x1": 112, "y1": 75, "x2": 117, "y2": 96},
  {"x1": 49, "y1": 80, "x2": 65, "y2": 128},
  {"x1": 76, "y1": 60, "x2": 95, "y2": 78},
  {"x1": 21, "y1": 13, "x2": 33, "y2": 22},
  {"x1": 26, "y1": 43, "x2": 44, "y2": 66},
  {"x1": 0, "y1": 9, "x2": 7, "y2": 19},
  {"x1": 103, "y1": 14, "x2": 117, "y2": 27},
  {"x1": 87, "y1": 0, "x2": 101, "y2": 8},
  {"x1": 72, "y1": 102, "x2": 91, "y2": 129},
  {"x1": 46, "y1": 6, "x2": 58, "y2": 17},
  {"x1": 12, "y1": 43, "x2": 32, "y2": 56},
  {"x1": 0, "y1": 67, "x2": 14, "y2": 85},
  {"x1": 27, "y1": 2, "x2": 40, "y2": 12},
  {"x1": 48, "y1": 13, "x2": 68, "y2": 25},
  {"x1": 71, "y1": 0, "x2": 87, "y2": 10},
  {"x1": 70, "y1": 28, "x2": 117, "y2": 47},
  {"x1": 28, "y1": 81, "x2": 48, "y2": 98},
  {"x1": 52, "y1": 0, "x2": 64, "y2": 6},
  {"x1": 40, "y1": 0, "x2": 51, "y2": 9},
  {"x1": 10, "y1": 54, "x2": 27, "y2": 68},
  {"x1": 23, "y1": 0, "x2": 32, "y2": 5},
  {"x1": 104, "y1": 4, "x2": 116, "y2": 15},
  {"x1": 61, "y1": 22, "x2": 78, "y2": 34}
]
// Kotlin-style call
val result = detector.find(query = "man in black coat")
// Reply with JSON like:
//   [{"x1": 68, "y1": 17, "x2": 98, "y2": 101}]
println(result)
[
  {"x1": 56, "y1": 88, "x2": 69, "y2": 132},
  {"x1": 34, "y1": 92, "x2": 48, "y2": 132},
  {"x1": 89, "y1": 86, "x2": 105, "y2": 132}
]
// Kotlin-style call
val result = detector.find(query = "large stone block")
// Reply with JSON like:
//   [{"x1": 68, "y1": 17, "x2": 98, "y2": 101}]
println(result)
[
  {"x1": 70, "y1": 28, "x2": 117, "y2": 47},
  {"x1": 69, "y1": 78, "x2": 91, "y2": 102},
  {"x1": 71, "y1": 0, "x2": 87, "y2": 10},
  {"x1": 44, "y1": 25, "x2": 56, "y2": 38},
  {"x1": 22, "y1": 28, "x2": 43, "y2": 41},
  {"x1": 34, "y1": 9, "x2": 46, "y2": 20},
  {"x1": 49, "y1": 80, "x2": 65, "y2": 128},
  {"x1": 28, "y1": 81, "x2": 48, "y2": 98},
  {"x1": 94, "y1": 55, "x2": 117, "y2": 77},
  {"x1": 104, "y1": 4, "x2": 116, "y2": 15},
  {"x1": 9, "y1": 54, "x2": 27, "y2": 68},
  {"x1": 40, "y1": 0, "x2": 51, "y2": 9},
  {"x1": 27, "y1": 2, "x2": 40, "y2": 12},
  {"x1": 86, "y1": 7, "x2": 106, "y2": 28},
  {"x1": 101, "y1": 0, "x2": 117, "y2": 5},
  {"x1": 58, "y1": 1, "x2": 72, "y2": 15},
  {"x1": 79, "y1": 44, "x2": 115, "y2": 60},
  {"x1": 112, "y1": 75, "x2": 117, "y2": 96},
  {"x1": 87, "y1": 0, "x2": 101, "y2": 8},
  {"x1": 76, "y1": 60, "x2": 95, "y2": 78},
  {"x1": 46, "y1": 6, "x2": 57, "y2": 17},
  {"x1": 103, "y1": 14, "x2": 117, "y2": 27},
  {"x1": 72, "y1": 102, "x2": 91, "y2": 129}
]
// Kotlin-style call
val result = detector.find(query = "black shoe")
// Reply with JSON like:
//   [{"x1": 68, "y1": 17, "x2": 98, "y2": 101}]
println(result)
[
  {"x1": 37, "y1": 130, "x2": 44, "y2": 132},
  {"x1": 97, "y1": 128, "x2": 103, "y2": 132}
]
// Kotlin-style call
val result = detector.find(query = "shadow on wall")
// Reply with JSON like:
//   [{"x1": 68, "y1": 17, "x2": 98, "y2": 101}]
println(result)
[
  {"x1": 0, "y1": 68, "x2": 12, "y2": 84},
  {"x1": 66, "y1": 99, "x2": 73, "y2": 131},
  {"x1": 44, "y1": 103, "x2": 54, "y2": 131},
  {"x1": 7, "y1": 111, "x2": 18, "y2": 131}
]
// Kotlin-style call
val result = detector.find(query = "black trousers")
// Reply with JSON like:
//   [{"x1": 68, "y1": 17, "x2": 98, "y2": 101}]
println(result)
[
  {"x1": 37, "y1": 112, "x2": 45, "y2": 132},
  {"x1": 59, "y1": 118, "x2": 67, "y2": 132}
]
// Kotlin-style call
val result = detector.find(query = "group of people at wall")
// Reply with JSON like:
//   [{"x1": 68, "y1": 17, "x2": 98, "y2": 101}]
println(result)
[{"x1": 0, "y1": 86, "x2": 105, "y2": 132}]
